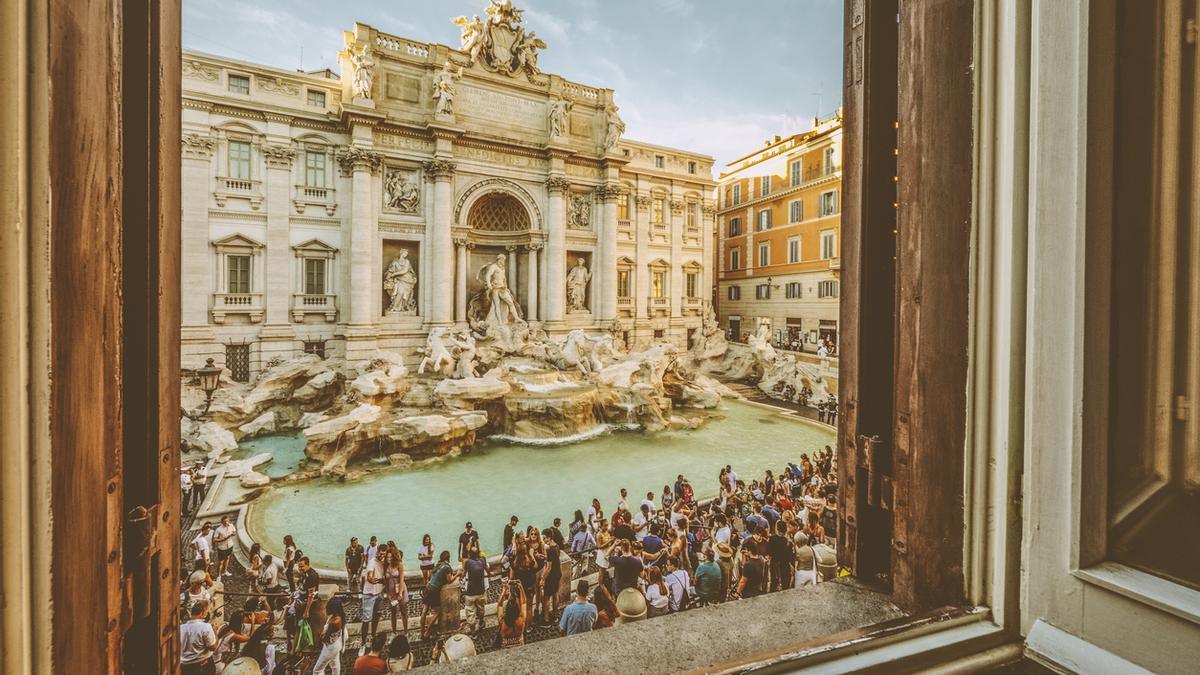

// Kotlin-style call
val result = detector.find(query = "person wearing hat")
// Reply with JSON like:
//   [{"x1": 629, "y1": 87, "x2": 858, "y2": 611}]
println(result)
[
  {"x1": 183, "y1": 569, "x2": 213, "y2": 617},
  {"x1": 694, "y1": 549, "x2": 723, "y2": 605},
  {"x1": 457, "y1": 522, "x2": 479, "y2": 562},
  {"x1": 558, "y1": 579, "x2": 598, "y2": 636},
  {"x1": 715, "y1": 542, "x2": 735, "y2": 600}
]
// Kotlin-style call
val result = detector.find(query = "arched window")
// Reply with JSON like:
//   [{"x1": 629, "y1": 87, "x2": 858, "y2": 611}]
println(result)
[{"x1": 466, "y1": 192, "x2": 530, "y2": 231}]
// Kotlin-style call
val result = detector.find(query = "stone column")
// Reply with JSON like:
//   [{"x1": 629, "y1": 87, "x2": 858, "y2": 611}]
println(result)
[
  {"x1": 701, "y1": 203, "x2": 715, "y2": 304},
  {"x1": 670, "y1": 197, "x2": 684, "y2": 319},
  {"x1": 506, "y1": 244, "x2": 519, "y2": 297},
  {"x1": 339, "y1": 147, "x2": 382, "y2": 325},
  {"x1": 544, "y1": 176, "x2": 570, "y2": 324},
  {"x1": 425, "y1": 159, "x2": 456, "y2": 325},
  {"x1": 454, "y1": 237, "x2": 469, "y2": 324},
  {"x1": 180, "y1": 134, "x2": 218, "y2": 366},
  {"x1": 259, "y1": 143, "x2": 297, "y2": 359},
  {"x1": 526, "y1": 243, "x2": 540, "y2": 322},
  {"x1": 596, "y1": 183, "x2": 621, "y2": 323}
]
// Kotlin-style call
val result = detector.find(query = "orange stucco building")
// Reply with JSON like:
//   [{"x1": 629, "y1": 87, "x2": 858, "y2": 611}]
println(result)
[{"x1": 714, "y1": 112, "x2": 842, "y2": 351}]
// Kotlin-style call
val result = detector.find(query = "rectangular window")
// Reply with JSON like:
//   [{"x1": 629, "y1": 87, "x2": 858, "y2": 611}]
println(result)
[
  {"x1": 303, "y1": 340, "x2": 326, "y2": 359},
  {"x1": 687, "y1": 208, "x2": 696, "y2": 229},
  {"x1": 304, "y1": 150, "x2": 325, "y2": 187},
  {"x1": 652, "y1": 271, "x2": 666, "y2": 298},
  {"x1": 732, "y1": 184, "x2": 741, "y2": 204},
  {"x1": 819, "y1": 189, "x2": 840, "y2": 216},
  {"x1": 227, "y1": 255, "x2": 251, "y2": 294},
  {"x1": 617, "y1": 269, "x2": 631, "y2": 297},
  {"x1": 758, "y1": 242, "x2": 770, "y2": 267},
  {"x1": 727, "y1": 285, "x2": 740, "y2": 300},
  {"x1": 652, "y1": 198, "x2": 665, "y2": 224},
  {"x1": 688, "y1": 161, "x2": 697, "y2": 174},
  {"x1": 228, "y1": 74, "x2": 250, "y2": 95},
  {"x1": 821, "y1": 231, "x2": 837, "y2": 259},
  {"x1": 685, "y1": 272, "x2": 698, "y2": 298},
  {"x1": 790, "y1": 199, "x2": 803, "y2": 223},
  {"x1": 788, "y1": 237, "x2": 800, "y2": 263},
  {"x1": 756, "y1": 209, "x2": 771, "y2": 231},
  {"x1": 730, "y1": 248, "x2": 740, "y2": 271},
  {"x1": 755, "y1": 284, "x2": 770, "y2": 300},
  {"x1": 790, "y1": 160, "x2": 802, "y2": 186},
  {"x1": 303, "y1": 258, "x2": 326, "y2": 295},
  {"x1": 728, "y1": 217, "x2": 741, "y2": 237},
  {"x1": 617, "y1": 193, "x2": 629, "y2": 221},
  {"x1": 760, "y1": 174, "x2": 771, "y2": 197},
  {"x1": 653, "y1": 329, "x2": 665, "y2": 338},
  {"x1": 818, "y1": 280, "x2": 839, "y2": 298},
  {"x1": 654, "y1": 154, "x2": 665, "y2": 169},
  {"x1": 228, "y1": 140, "x2": 251, "y2": 179},
  {"x1": 306, "y1": 89, "x2": 326, "y2": 107},
  {"x1": 823, "y1": 146, "x2": 836, "y2": 174},
  {"x1": 785, "y1": 282, "x2": 802, "y2": 298}
]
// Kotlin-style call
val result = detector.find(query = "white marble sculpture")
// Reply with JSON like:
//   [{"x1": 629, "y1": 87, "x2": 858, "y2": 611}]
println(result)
[
  {"x1": 432, "y1": 62, "x2": 461, "y2": 116},
  {"x1": 384, "y1": 169, "x2": 420, "y2": 213},
  {"x1": 450, "y1": 331, "x2": 479, "y2": 379},
  {"x1": 478, "y1": 254, "x2": 522, "y2": 327},
  {"x1": 418, "y1": 327, "x2": 456, "y2": 376},
  {"x1": 569, "y1": 193, "x2": 591, "y2": 229},
  {"x1": 548, "y1": 97, "x2": 572, "y2": 138},
  {"x1": 747, "y1": 320, "x2": 777, "y2": 362},
  {"x1": 565, "y1": 258, "x2": 591, "y2": 312},
  {"x1": 453, "y1": 14, "x2": 487, "y2": 62},
  {"x1": 604, "y1": 104, "x2": 625, "y2": 151},
  {"x1": 349, "y1": 44, "x2": 376, "y2": 100},
  {"x1": 452, "y1": 1, "x2": 545, "y2": 77},
  {"x1": 384, "y1": 250, "x2": 418, "y2": 314}
]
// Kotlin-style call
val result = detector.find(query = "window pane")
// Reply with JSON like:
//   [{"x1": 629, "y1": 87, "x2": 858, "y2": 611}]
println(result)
[
  {"x1": 307, "y1": 89, "x2": 326, "y2": 107},
  {"x1": 227, "y1": 255, "x2": 250, "y2": 293},
  {"x1": 305, "y1": 151, "x2": 325, "y2": 187},
  {"x1": 304, "y1": 258, "x2": 326, "y2": 295},
  {"x1": 228, "y1": 141, "x2": 251, "y2": 179},
  {"x1": 228, "y1": 74, "x2": 250, "y2": 94}
]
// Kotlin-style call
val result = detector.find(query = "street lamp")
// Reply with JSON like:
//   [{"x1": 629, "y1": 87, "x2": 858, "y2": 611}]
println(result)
[{"x1": 194, "y1": 358, "x2": 222, "y2": 419}]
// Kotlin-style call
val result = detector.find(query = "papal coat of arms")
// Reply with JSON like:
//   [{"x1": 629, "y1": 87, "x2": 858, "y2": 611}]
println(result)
[{"x1": 452, "y1": 0, "x2": 546, "y2": 77}]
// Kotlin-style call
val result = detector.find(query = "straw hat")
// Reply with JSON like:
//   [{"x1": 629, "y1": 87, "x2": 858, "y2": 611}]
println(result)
[
  {"x1": 187, "y1": 570, "x2": 207, "y2": 585},
  {"x1": 715, "y1": 543, "x2": 734, "y2": 560},
  {"x1": 220, "y1": 657, "x2": 263, "y2": 675},
  {"x1": 615, "y1": 587, "x2": 647, "y2": 623},
  {"x1": 442, "y1": 633, "x2": 477, "y2": 662}
]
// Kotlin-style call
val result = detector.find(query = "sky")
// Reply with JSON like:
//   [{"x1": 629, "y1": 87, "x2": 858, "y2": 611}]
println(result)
[{"x1": 182, "y1": 0, "x2": 844, "y2": 170}]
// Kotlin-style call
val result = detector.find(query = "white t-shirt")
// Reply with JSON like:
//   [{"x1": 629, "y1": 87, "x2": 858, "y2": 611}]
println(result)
[
  {"x1": 644, "y1": 583, "x2": 669, "y2": 610},
  {"x1": 726, "y1": 471, "x2": 738, "y2": 491},
  {"x1": 366, "y1": 544, "x2": 379, "y2": 566},
  {"x1": 714, "y1": 526, "x2": 731, "y2": 545},
  {"x1": 179, "y1": 619, "x2": 217, "y2": 665},
  {"x1": 362, "y1": 558, "x2": 385, "y2": 595},
  {"x1": 192, "y1": 533, "x2": 212, "y2": 561},
  {"x1": 258, "y1": 559, "x2": 280, "y2": 587},
  {"x1": 181, "y1": 472, "x2": 193, "y2": 491},
  {"x1": 587, "y1": 505, "x2": 599, "y2": 526},
  {"x1": 665, "y1": 570, "x2": 690, "y2": 611},
  {"x1": 641, "y1": 499, "x2": 656, "y2": 514},
  {"x1": 631, "y1": 512, "x2": 648, "y2": 541},
  {"x1": 617, "y1": 495, "x2": 628, "y2": 512},
  {"x1": 214, "y1": 523, "x2": 236, "y2": 551}
]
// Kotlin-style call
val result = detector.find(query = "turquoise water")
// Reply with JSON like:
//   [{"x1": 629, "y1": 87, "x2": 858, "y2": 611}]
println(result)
[
  {"x1": 233, "y1": 432, "x2": 308, "y2": 478},
  {"x1": 245, "y1": 400, "x2": 834, "y2": 569}
]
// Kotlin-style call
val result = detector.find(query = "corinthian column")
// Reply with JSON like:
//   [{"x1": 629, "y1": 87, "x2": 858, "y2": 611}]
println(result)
[
  {"x1": 544, "y1": 176, "x2": 570, "y2": 324},
  {"x1": 454, "y1": 237, "x2": 469, "y2": 324},
  {"x1": 425, "y1": 159, "x2": 457, "y2": 325},
  {"x1": 338, "y1": 147, "x2": 382, "y2": 325},
  {"x1": 180, "y1": 133, "x2": 218, "y2": 365},
  {"x1": 596, "y1": 183, "x2": 622, "y2": 323},
  {"x1": 526, "y1": 242, "x2": 541, "y2": 321},
  {"x1": 262, "y1": 143, "x2": 296, "y2": 326}
]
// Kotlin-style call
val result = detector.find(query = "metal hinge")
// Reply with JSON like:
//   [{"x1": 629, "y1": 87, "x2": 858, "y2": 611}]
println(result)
[
  {"x1": 1186, "y1": 18, "x2": 1198, "y2": 45},
  {"x1": 1176, "y1": 395, "x2": 1191, "y2": 421}
]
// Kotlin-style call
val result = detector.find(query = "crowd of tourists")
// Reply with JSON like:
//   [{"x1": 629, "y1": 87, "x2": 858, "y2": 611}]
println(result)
[{"x1": 178, "y1": 447, "x2": 839, "y2": 674}]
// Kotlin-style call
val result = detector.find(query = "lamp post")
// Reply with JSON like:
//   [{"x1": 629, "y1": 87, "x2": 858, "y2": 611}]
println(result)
[{"x1": 194, "y1": 358, "x2": 222, "y2": 419}]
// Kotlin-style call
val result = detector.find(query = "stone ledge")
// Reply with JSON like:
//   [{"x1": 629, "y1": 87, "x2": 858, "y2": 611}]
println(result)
[{"x1": 434, "y1": 580, "x2": 903, "y2": 674}]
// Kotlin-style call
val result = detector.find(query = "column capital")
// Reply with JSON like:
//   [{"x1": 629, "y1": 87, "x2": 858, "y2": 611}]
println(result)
[
  {"x1": 669, "y1": 198, "x2": 686, "y2": 215},
  {"x1": 453, "y1": 235, "x2": 470, "y2": 247},
  {"x1": 634, "y1": 194, "x2": 653, "y2": 211},
  {"x1": 423, "y1": 159, "x2": 457, "y2": 180},
  {"x1": 263, "y1": 143, "x2": 296, "y2": 169},
  {"x1": 701, "y1": 204, "x2": 717, "y2": 218},
  {"x1": 595, "y1": 182, "x2": 625, "y2": 203},
  {"x1": 526, "y1": 241, "x2": 544, "y2": 251},
  {"x1": 545, "y1": 175, "x2": 571, "y2": 195},
  {"x1": 181, "y1": 133, "x2": 216, "y2": 160},
  {"x1": 336, "y1": 146, "x2": 382, "y2": 175}
]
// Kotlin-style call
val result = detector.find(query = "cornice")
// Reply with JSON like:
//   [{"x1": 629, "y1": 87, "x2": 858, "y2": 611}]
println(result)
[{"x1": 715, "y1": 172, "x2": 841, "y2": 216}]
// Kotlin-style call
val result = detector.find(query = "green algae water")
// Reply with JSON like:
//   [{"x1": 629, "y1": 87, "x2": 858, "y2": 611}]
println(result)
[{"x1": 245, "y1": 399, "x2": 834, "y2": 569}]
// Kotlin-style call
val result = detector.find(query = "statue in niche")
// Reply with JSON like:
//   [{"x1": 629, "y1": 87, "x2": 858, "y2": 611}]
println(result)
[
  {"x1": 432, "y1": 61, "x2": 462, "y2": 116},
  {"x1": 478, "y1": 254, "x2": 522, "y2": 325},
  {"x1": 384, "y1": 170, "x2": 420, "y2": 212},
  {"x1": 467, "y1": 253, "x2": 528, "y2": 353},
  {"x1": 565, "y1": 258, "x2": 591, "y2": 313},
  {"x1": 548, "y1": 96, "x2": 573, "y2": 138},
  {"x1": 569, "y1": 193, "x2": 591, "y2": 229},
  {"x1": 384, "y1": 250, "x2": 418, "y2": 314},
  {"x1": 349, "y1": 44, "x2": 376, "y2": 100},
  {"x1": 604, "y1": 104, "x2": 625, "y2": 151}
]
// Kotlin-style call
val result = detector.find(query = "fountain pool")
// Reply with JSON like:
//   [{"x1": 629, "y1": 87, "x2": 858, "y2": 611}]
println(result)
[{"x1": 244, "y1": 399, "x2": 834, "y2": 569}]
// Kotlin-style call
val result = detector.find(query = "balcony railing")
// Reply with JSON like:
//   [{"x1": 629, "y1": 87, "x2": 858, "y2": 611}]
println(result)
[
  {"x1": 211, "y1": 292, "x2": 263, "y2": 323},
  {"x1": 293, "y1": 184, "x2": 337, "y2": 215},
  {"x1": 292, "y1": 293, "x2": 338, "y2": 322},
  {"x1": 214, "y1": 176, "x2": 263, "y2": 209},
  {"x1": 617, "y1": 296, "x2": 633, "y2": 306},
  {"x1": 647, "y1": 296, "x2": 671, "y2": 315}
]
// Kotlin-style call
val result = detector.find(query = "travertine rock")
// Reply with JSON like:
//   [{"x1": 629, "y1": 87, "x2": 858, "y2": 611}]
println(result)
[
  {"x1": 240, "y1": 470, "x2": 270, "y2": 488},
  {"x1": 237, "y1": 411, "x2": 276, "y2": 439},
  {"x1": 181, "y1": 418, "x2": 238, "y2": 459}
]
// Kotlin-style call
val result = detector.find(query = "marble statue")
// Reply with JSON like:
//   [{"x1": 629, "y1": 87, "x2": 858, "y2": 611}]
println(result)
[
  {"x1": 450, "y1": 331, "x2": 479, "y2": 379},
  {"x1": 349, "y1": 44, "x2": 376, "y2": 100},
  {"x1": 565, "y1": 258, "x2": 591, "y2": 312},
  {"x1": 569, "y1": 193, "x2": 591, "y2": 229},
  {"x1": 548, "y1": 97, "x2": 572, "y2": 138},
  {"x1": 452, "y1": 1, "x2": 545, "y2": 77},
  {"x1": 689, "y1": 301, "x2": 729, "y2": 361},
  {"x1": 747, "y1": 320, "x2": 777, "y2": 362},
  {"x1": 478, "y1": 254, "x2": 522, "y2": 326},
  {"x1": 432, "y1": 62, "x2": 461, "y2": 116},
  {"x1": 384, "y1": 251, "x2": 418, "y2": 314},
  {"x1": 384, "y1": 170, "x2": 420, "y2": 212},
  {"x1": 604, "y1": 104, "x2": 625, "y2": 151},
  {"x1": 452, "y1": 14, "x2": 487, "y2": 61},
  {"x1": 418, "y1": 327, "x2": 456, "y2": 376}
]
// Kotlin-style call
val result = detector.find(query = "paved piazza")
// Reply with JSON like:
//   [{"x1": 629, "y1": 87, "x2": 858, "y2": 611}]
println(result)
[{"x1": 181, "y1": 3, "x2": 716, "y2": 378}]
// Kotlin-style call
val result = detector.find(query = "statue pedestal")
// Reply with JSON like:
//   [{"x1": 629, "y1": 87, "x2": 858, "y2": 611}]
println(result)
[{"x1": 348, "y1": 97, "x2": 375, "y2": 109}]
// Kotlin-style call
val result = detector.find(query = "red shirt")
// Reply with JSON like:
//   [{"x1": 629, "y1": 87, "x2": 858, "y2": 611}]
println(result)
[{"x1": 353, "y1": 654, "x2": 389, "y2": 675}]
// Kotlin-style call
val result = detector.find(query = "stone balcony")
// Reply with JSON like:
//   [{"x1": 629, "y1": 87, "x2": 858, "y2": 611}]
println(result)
[
  {"x1": 291, "y1": 293, "x2": 337, "y2": 322},
  {"x1": 647, "y1": 296, "x2": 670, "y2": 316},
  {"x1": 293, "y1": 185, "x2": 337, "y2": 216},
  {"x1": 682, "y1": 295, "x2": 703, "y2": 314},
  {"x1": 211, "y1": 292, "x2": 263, "y2": 323},
  {"x1": 213, "y1": 176, "x2": 263, "y2": 209},
  {"x1": 617, "y1": 295, "x2": 635, "y2": 316}
]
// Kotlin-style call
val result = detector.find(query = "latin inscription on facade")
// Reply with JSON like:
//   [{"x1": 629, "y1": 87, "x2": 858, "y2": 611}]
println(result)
[
  {"x1": 457, "y1": 145, "x2": 549, "y2": 170},
  {"x1": 374, "y1": 132, "x2": 434, "y2": 153},
  {"x1": 458, "y1": 85, "x2": 544, "y2": 131}
]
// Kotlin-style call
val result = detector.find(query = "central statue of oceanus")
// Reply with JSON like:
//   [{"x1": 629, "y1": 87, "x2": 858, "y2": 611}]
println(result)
[{"x1": 466, "y1": 253, "x2": 528, "y2": 352}]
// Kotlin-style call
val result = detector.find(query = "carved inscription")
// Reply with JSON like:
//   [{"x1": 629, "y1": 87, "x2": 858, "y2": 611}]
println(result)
[
  {"x1": 457, "y1": 145, "x2": 548, "y2": 170},
  {"x1": 374, "y1": 132, "x2": 434, "y2": 153},
  {"x1": 458, "y1": 85, "x2": 544, "y2": 130}
]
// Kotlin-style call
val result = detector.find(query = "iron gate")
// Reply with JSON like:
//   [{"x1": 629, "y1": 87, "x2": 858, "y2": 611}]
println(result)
[{"x1": 225, "y1": 343, "x2": 250, "y2": 382}]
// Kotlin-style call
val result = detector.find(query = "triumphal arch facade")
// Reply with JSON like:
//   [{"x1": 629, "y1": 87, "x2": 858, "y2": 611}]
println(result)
[{"x1": 181, "y1": 1, "x2": 716, "y2": 378}]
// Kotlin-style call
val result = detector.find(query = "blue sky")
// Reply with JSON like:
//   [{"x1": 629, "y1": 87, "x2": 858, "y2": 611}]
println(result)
[{"x1": 183, "y1": 0, "x2": 844, "y2": 169}]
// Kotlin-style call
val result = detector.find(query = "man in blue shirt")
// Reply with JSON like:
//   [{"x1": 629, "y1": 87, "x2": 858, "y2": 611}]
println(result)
[
  {"x1": 558, "y1": 580, "x2": 598, "y2": 636},
  {"x1": 608, "y1": 542, "x2": 644, "y2": 594},
  {"x1": 461, "y1": 549, "x2": 488, "y2": 636}
]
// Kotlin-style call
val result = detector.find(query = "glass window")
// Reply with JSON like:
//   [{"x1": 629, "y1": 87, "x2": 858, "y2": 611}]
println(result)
[
  {"x1": 821, "y1": 231, "x2": 837, "y2": 259},
  {"x1": 617, "y1": 269, "x2": 631, "y2": 297},
  {"x1": 756, "y1": 284, "x2": 770, "y2": 300},
  {"x1": 732, "y1": 184, "x2": 741, "y2": 204},
  {"x1": 303, "y1": 258, "x2": 326, "y2": 295},
  {"x1": 306, "y1": 89, "x2": 326, "y2": 107},
  {"x1": 730, "y1": 248, "x2": 740, "y2": 271},
  {"x1": 727, "y1": 285, "x2": 740, "y2": 300},
  {"x1": 818, "y1": 280, "x2": 839, "y2": 298},
  {"x1": 688, "y1": 161, "x2": 697, "y2": 174},
  {"x1": 757, "y1": 209, "x2": 771, "y2": 231},
  {"x1": 728, "y1": 218, "x2": 741, "y2": 237},
  {"x1": 760, "y1": 174, "x2": 771, "y2": 197},
  {"x1": 758, "y1": 242, "x2": 770, "y2": 267},
  {"x1": 617, "y1": 193, "x2": 629, "y2": 221},
  {"x1": 790, "y1": 160, "x2": 802, "y2": 186},
  {"x1": 788, "y1": 237, "x2": 800, "y2": 263},
  {"x1": 654, "y1": 155, "x2": 665, "y2": 168},
  {"x1": 790, "y1": 199, "x2": 803, "y2": 223},
  {"x1": 687, "y1": 208, "x2": 696, "y2": 229},
  {"x1": 823, "y1": 146, "x2": 837, "y2": 174},
  {"x1": 686, "y1": 272, "x2": 698, "y2": 298},
  {"x1": 304, "y1": 150, "x2": 325, "y2": 187},
  {"x1": 785, "y1": 282, "x2": 802, "y2": 298},
  {"x1": 228, "y1": 140, "x2": 251, "y2": 179},
  {"x1": 652, "y1": 198, "x2": 665, "y2": 224},
  {"x1": 227, "y1": 255, "x2": 251, "y2": 294},
  {"x1": 228, "y1": 74, "x2": 250, "y2": 94},
  {"x1": 652, "y1": 270, "x2": 666, "y2": 298},
  {"x1": 819, "y1": 189, "x2": 840, "y2": 216}
]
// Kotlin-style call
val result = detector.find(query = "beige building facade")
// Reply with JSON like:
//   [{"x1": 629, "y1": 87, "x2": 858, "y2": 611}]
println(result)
[{"x1": 181, "y1": 7, "x2": 715, "y2": 380}]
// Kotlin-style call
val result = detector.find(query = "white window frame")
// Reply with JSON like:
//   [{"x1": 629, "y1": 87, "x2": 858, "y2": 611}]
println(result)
[
  {"x1": 788, "y1": 237, "x2": 801, "y2": 263},
  {"x1": 790, "y1": 159, "x2": 802, "y2": 186},
  {"x1": 729, "y1": 247, "x2": 740, "y2": 272},
  {"x1": 654, "y1": 154, "x2": 665, "y2": 169},
  {"x1": 304, "y1": 149, "x2": 326, "y2": 188},
  {"x1": 306, "y1": 88, "x2": 326, "y2": 108},
  {"x1": 732, "y1": 183, "x2": 741, "y2": 204},
  {"x1": 760, "y1": 174, "x2": 771, "y2": 197},
  {"x1": 757, "y1": 209, "x2": 771, "y2": 231},
  {"x1": 757, "y1": 242, "x2": 769, "y2": 268},
  {"x1": 227, "y1": 139, "x2": 252, "y2": 180},
  {"x1": 819, "y1": 189, "x2": 839, "y2": 217},
  {"x1": 227, "y1": 73, "x2": 250, "y2": 95},
  {"x1": 820, "y1": 230, "x2": 837, "y2": 259},
  {"x1": 790, "y1": 199, "x2": 803, "y2": 224}
]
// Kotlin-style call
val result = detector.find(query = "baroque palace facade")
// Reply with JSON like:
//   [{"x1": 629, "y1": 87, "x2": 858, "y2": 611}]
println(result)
[
  {"x1": 181, "y1": 4, "x2": 715, "y2": 380},
  {"x1": 714, "y1": 113, "x2": 842, "y2": 352}
]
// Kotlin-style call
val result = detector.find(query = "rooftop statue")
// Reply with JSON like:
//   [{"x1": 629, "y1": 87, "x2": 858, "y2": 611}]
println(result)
[{"x1": 452, "y1": 1, "x2": 545, "y2": 77}]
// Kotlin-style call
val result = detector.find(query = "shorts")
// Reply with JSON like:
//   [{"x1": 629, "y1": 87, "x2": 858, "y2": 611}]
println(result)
[
  {"x1": 216, "y1": 547, "x2": 232, "y2": 562},
  {"x1": 361, "y1": 592, "x2": 383, "y2": 621},
  {"x1": 423, "y1": 586, "x2": 441, "y2": 609}
]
